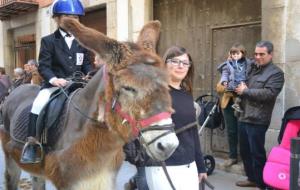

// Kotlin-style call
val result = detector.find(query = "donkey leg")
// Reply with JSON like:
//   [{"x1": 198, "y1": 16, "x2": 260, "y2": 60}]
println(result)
[
  {"x1": 4, "y1": 153, "x2": 21, "y2": 190},
  {"x1": 32, "y1": 176, "x2": 46, "y2": 190}
]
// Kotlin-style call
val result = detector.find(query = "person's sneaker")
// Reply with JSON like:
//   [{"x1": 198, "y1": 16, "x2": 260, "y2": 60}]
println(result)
[
  {"x1": 222, "y1": 158, "x2": 238, "y2": 167},
  {"x1": 232, "y1": 103, "x2": 243, "y2": 113},
  {"x1": 236, "y1": 180, "x2": 256, "y2": 187}
]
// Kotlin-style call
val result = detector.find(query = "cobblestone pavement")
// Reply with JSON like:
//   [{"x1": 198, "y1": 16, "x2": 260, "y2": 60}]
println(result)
[
  {"x1": 0, "y1": 141, "x2": 136, "y2": 190},
  {"x1": 1, "y1": 141, "x2": 255, "y2": 190}
]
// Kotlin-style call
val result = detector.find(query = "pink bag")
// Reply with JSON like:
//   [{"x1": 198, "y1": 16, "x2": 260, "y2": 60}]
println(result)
[{"x1": 263, "y1": 120, "x2": 300, "y2": 190}]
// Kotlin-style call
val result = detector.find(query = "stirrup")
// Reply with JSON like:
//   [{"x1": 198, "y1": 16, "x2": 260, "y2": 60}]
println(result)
[{"x1": 21, "y1": 137, "x2": 44, "y2": 163}]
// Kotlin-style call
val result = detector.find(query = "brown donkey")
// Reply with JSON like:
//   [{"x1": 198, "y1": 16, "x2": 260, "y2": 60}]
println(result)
[{"x1": 0, "y1": 18, "x2": 179, "y2": 190}]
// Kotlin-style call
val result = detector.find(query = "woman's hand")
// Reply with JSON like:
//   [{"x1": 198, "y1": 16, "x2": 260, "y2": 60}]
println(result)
[{"x1": 198, "y1": 172, "x2": 208, "y2": 183}]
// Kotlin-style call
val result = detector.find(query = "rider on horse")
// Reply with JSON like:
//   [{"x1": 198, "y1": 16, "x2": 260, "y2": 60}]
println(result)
[{"x1": 20, "y1": 0, "x2": 92, "y2": 164}]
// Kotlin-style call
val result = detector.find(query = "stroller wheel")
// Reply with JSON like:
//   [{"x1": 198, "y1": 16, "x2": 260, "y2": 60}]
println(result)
[{"x1": 204, "y1": 155, "x2": 215, "y2": 175}]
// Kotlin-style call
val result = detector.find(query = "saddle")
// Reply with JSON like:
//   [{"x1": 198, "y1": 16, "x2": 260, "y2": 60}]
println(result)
[
  {"x1": 36, "y1": 87, "x2": 68, "y2": 144},
  {"x1": 12, "y1": 82, "x2": 84, "y2": 151}
]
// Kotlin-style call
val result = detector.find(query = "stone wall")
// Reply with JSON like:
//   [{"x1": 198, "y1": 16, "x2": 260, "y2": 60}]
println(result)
[
  {"x1": 285, "y1": 0, "x2": 300, "y2": 109},
  {"x1": 262, "y1": 0, "x2": 287, "y2": 151},
  {"x1": 262, "y1": 0, "x2": 300, "y2": 151}
]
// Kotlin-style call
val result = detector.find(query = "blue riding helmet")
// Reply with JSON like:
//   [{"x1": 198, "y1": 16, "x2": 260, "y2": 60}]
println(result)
[{"x1": 52, "y1": 0, "x2": 85, "y2": 16}]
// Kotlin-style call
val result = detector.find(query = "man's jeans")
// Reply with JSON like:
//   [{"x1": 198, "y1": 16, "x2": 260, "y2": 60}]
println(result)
[
  {"x1": 135, "y1": 167, "x2": 149, "y2": 190},
  {"x1": 238, "y1": 122, "x2": 268, "y2": 189},
  {"x1": 223, "y1": 101, "x2": 238, "y2": 159}
]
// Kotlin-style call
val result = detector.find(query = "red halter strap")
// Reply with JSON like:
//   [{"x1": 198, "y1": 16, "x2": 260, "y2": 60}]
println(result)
[
  {"x1": 114, "y1": 103, "x2": 171, "y2": 137},
  {"x1": 101, "y1": 65, "x2": 171, "y2": 137}
]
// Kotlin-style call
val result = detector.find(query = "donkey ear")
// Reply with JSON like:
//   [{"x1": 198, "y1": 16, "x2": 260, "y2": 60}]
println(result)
[
  {"x1": 136, "y1": 20, "x2": 161, "y2": 54},
  {"x1": 60, "y1": 17, "x2": 132, "y2": 70}
]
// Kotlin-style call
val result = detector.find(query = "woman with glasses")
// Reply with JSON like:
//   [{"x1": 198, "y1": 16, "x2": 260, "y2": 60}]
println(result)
[{"x1": 144, "y1": 46, "x2": 207, "y2": 190}]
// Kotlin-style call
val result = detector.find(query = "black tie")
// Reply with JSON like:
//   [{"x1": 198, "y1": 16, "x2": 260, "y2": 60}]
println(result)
[{"x1": 65, "y1": 33, "x2": 71, "y2": 38}]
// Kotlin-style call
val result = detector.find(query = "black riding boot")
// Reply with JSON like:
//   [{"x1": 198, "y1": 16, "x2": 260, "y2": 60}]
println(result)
[{"x1": 20, "y1": 113, "x2": 41, "y2": 164}]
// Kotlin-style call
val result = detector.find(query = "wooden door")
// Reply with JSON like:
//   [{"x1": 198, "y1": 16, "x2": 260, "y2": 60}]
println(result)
[
  {"x1": 80, "y1": 7, "x2": 107, "y2": 65},
  {"x1": 154, "y1": 0, "x2": 261, "y2": 154},
  {"x1": 14, "y1": 34, "x2": 36, "y2": 68},
  {"x1": 154, "y1": 0, "x2": 261, "y2": 96}
]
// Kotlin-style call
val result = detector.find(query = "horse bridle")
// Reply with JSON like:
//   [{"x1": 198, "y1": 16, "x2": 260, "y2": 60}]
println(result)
[
  {"x1": 61, "y1": 66, "x2": 176, "y2": 145},
  {"x1": 111, "y1": 97, "x2": 175, "y2": 141},
  {"x1": 101, "y1": 64, "x2": 176, "y2": 144},
  {"x1": 62, "y1": 67, "x2": 203, "y2": 190},
  {"x1": 67, "y1": 89, "x2": 208, "y2": 190},
  {"x1": 60, "y1": 70, "x2": 197, "y2": 188}
]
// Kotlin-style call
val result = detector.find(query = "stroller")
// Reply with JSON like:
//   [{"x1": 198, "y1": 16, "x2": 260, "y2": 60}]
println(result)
[
  {"x1": 195, "y1": 94, "x2": 224, "y2": 175},
  {"x1": 263, "y1": 106, "x2": 300, "y2": 190}
]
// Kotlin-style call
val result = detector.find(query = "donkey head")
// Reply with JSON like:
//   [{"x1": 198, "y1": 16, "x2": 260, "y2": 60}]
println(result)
[{"x1": 61, "y1": 18, "x2": 179, "y2": 161}]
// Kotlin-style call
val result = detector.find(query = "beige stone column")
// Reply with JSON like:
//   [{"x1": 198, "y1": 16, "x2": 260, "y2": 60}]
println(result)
[
  {"x1": 1, "y1": 21, "x2": 14, "y2": 75},
  {"x1": 262, "y1": 0, "x2": 287, "y2": 64},
  {"x1": 261, "y1": 0, "x2": 287, "y2": 150},
  {"x1": 36, "y1": 6, "x2": 54, "y2": 59},
  {"x1": 285, "y1": 0, "x2": 300, "y2": 108},
  {"x1": 130, "y1": 0, "x2": 153, "y2": 41},
  {"x1": 0, "y1": 22, "x2": 4, "y2": 67},
  {"x1": 116, "y1": 0, "x2": 130, "y2": 41},
  {"x1": 107, "y1": 0, "x2": 117, "y2": 38},
  {"x1": 262, "y1": 0, "x2": 300, "y2": 151}
]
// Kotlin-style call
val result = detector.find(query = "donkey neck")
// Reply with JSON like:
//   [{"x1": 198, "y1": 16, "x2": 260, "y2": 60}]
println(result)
[{"x1": 80, "y1": 66, "x2": 106, "y2": 103}]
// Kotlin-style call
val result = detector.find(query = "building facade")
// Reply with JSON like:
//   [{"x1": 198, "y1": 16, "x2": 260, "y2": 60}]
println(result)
[{"x1": 0, "y1": 0, "x2": 299, "y2": 157}]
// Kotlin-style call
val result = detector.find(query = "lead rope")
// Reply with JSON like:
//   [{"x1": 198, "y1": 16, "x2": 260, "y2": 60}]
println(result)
[
  {"x1": 158, "y1": 121, "x2": 198, "y2": 190},
  {"x1": 161, "y1": 161, "x2": 176, "y2": 190},
  {"x1": 139, "y1": 132, "x2": 176, "y2": 190},
  {"x1": 175, "y1": 121, "x2": 198, "y2": 134},
  {"x1": 59, "y1": 86, "x2": 102, "y2": 124},
  {"x1": 160, "y1": 120, "x2": 215, "y2": 190}
]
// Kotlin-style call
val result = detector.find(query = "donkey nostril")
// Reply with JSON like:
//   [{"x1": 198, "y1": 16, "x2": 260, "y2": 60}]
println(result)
[{"x1": 157, "y1": 142, "x2": 165, "y2": 151}]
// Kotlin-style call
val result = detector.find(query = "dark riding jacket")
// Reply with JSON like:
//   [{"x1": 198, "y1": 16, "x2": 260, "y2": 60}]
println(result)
[
  {"x1": 38, "y1": 29, "x2": 92, "y2": 88},
  {"x1": 239, "y1": 61, "x2": 284, "y2": 126}
]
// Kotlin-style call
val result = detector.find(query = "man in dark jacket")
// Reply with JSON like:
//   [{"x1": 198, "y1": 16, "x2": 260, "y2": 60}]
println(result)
[
  {"x1": 20, "y1": 0, "x2": 91, "y2": 164},
  {"x1": 235, "y1": 41, "x2": 284, "y2": 190}
]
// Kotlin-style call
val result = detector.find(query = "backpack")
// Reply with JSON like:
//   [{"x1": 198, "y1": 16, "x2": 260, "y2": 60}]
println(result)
[{"x1": 195, "y1": 94, "x2": 224, "y2": 130}]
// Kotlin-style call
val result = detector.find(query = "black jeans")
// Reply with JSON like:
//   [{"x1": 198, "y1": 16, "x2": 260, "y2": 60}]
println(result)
[
  {"x1": 238, "y1": 122, "x2": 268, "y2": 189},
  {"x1": 223, "y1": 101, "x2": 238, "y2": 159},
  {"x1": 135, "y1": 167, "x2": 149, "y2": 190}
]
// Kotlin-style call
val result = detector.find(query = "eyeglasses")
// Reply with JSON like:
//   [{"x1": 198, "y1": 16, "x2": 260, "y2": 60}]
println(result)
[
  {"x1": 167, "y1": 59, "x2": 191, "y2": 68},
  {"x1": 254, "y1": 52, "x2": 267, "y2": 57}
]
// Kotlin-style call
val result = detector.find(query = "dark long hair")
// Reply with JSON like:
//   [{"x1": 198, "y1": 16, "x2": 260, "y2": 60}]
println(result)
[
  {"x1": 229, "y1": 43, "x2": 246, "y2": 57},
  {"x1": 162, "y1": 46, "x2": 194, "y2": 94}
]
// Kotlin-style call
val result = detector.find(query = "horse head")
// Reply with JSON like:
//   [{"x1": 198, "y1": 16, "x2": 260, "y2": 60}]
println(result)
[{"x1": 61, "y1": 18, "x2": 179, "y2": 161}]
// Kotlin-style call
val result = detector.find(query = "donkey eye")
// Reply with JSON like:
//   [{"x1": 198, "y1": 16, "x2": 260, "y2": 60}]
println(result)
[{"x1": 122, "y1": 86, "x2": 137, "y2": 93}]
